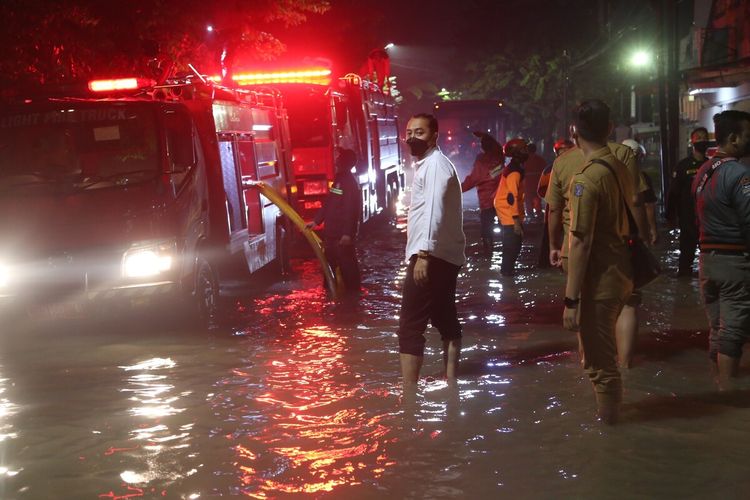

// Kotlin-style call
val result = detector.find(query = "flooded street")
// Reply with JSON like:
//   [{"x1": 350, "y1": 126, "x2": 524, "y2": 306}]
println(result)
[{"x1": 1, "y1": 199, "x2": 749, "y2": 499}]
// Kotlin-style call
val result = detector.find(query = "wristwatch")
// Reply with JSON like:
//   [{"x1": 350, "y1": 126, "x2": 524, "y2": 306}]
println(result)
[
  {"x1": 417, "y1": 250, "x2": 430, "y2": 259},
  {"x1": 564, "y1": 296, "x2": 580, "y2": 308}
]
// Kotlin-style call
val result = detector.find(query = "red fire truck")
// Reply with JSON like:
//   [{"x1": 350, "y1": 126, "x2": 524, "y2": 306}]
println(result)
[
  {"x1": 229, "y1": 67, "x2": 405, "y2": 224},
  {"x1": 0, "y1": 75, "x2": 294, "y2": 326}
]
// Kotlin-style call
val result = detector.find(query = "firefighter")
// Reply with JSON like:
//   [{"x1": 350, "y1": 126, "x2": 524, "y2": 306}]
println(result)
[
  {"x1": 494, "y1": 138, "x2": 527, "y2": 276},
  {"x1": 691, "y1": 110, "x2": 750, "y2": 391},
  {"x1": 537, "y1": 139, "x2": 574, "y2": 267},
  {"x1": 307, "y1": 148, "x2": 361, "y2": 294},
  {"x1": 667, "y1": 127, "x2": 710, "y2": 277},
  {"x1": 461, "y1": 132, "x2": 504, "y2": 257},
  {"x1": 524, "y1": 142, "x2": 547, "y2": 217}
]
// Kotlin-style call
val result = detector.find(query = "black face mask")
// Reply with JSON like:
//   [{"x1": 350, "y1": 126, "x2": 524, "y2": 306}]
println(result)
[
  {"x1": 693, "y1": 141, "x2": 710, "y2": 155},
  {"x1": 406, "y1": 137, "x2": 430, "y2": 157}
]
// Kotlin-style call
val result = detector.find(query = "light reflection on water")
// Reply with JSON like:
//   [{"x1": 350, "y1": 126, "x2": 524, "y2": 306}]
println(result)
[{"x1": 0, "y1": 206, "x2": 745, "y2": 498}]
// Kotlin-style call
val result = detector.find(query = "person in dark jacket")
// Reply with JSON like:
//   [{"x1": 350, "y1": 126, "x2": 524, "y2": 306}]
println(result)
[
  {"x1": 307, "y1": 148, "x2": 361, "y2": 293},
  {"x1": 668, "y1": 127, "x2": 710, "y2": 276},
  {"x1": 691, "y1": 110, "x2": 750, "y2": 391},
  {"x1": 461, "y1": 132, "x2": 504, "y2": 256}
]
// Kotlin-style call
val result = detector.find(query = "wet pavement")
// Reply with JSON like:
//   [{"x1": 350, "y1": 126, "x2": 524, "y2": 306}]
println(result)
[{"x1": 1, "y1": 198, "x2": 750, "y2": 499}]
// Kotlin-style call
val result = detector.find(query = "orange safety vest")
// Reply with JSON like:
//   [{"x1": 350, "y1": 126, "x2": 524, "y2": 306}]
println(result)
[{"x1": 494, "y1": 165, "x2": 525, "y2": 225}]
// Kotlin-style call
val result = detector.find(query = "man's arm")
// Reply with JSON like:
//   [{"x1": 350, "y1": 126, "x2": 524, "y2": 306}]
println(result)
[
  {"x1": 461, "y1": 161, "x2": 480, "y2": 192},
  {"x1": 545, "y1": 168, "x2": 565, "y2": 266},
  {"x1": 731, "y1": 166, "x2": 750, "y2": 248},
  {"x1": 563, "y1": 230, "x2": 593, "y2": 331},
  {"x1": 509, "y1": 171, "x2": 524, "y2": 235},
  {"x1": 413, "y1": 160, "x2": 454, "y2": 285}
]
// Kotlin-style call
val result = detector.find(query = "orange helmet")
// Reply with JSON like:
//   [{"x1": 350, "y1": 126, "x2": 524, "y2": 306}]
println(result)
[
  {"x1": 553, "y1": 138, "x2": 574, "y2": 155},
  {"x1": 503, "y1": 138, "x2": 529, "y2": 159}
]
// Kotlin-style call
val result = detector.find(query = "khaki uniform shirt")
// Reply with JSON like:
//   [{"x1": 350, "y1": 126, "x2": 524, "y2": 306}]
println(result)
[
  {"x1": 569, "y1": 147, "x2": 634, "y2": 301},
  {"x1": 545, "y1": 142, "x2": 646, "y2": 257}
]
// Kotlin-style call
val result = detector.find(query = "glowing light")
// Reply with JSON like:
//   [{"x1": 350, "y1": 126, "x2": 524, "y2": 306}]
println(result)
[
  {"x1": 629, "y1": 50, "x2": 651, "y2": 68},
  {"x1": 384, "y1": 43, "x2": 394, "y2": 50},
  {"x1": 232, "y1": 68, "x2": 332, "y2": 86},
  {"x1": 123, "y1": 250, "x2": 172, "y2": 278},
  {"x1": 88, "y1": 78, "x2": 154, "y2": 92},
  {"x1": 206, "y1": 25, "x2": 214, "y2": 32},
  {"x1": 252, "y1": 124, "x2": 272, "y2": 131}
]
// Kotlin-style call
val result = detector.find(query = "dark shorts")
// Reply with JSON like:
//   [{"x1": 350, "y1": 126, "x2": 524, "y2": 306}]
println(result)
[{"x1": 397, "y1": 256, "x2": 462, "y2": 356}]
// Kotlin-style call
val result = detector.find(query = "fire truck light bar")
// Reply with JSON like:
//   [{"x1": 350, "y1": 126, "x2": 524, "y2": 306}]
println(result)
[
  {"x1": 230, "y1": 68, "x2": 332, "y2": 86},
  {"x1": 88, "y1": 78, "x2": 155, "y2": 92}
]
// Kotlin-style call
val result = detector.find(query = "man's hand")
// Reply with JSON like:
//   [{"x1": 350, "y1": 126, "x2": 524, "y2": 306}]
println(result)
[
  {"x1": 649, "y1": 229, "x2": 658, "y2": 246},
  {"x1": 413, "y1": 258, "x2": 429, "y2": 286},
  {"x1": 563, "y1": 305, "x2": 580, "y2": 331},
  {"x1": 513, "y1": 220, "x2": 523, "y2": 237},
  {"x1": 550, "y1": 248, "x2": 563, "y2": 268},
  {"x1": 339, "y1": 235, "x2": 352, "y2": 246}
]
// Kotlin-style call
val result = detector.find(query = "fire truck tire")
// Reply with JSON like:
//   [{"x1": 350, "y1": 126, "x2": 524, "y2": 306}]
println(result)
[{"x1": 194, "y1": 257, "x2": 220, "y2": 330}]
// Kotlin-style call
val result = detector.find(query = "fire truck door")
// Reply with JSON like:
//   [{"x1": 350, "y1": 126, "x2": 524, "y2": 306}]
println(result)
[
  {"x1": 237, "y1": 137, "x2": 263, "y2": 235},
  {"x1": 217, "y1": 135, "x2": 245, "y2": 233}
]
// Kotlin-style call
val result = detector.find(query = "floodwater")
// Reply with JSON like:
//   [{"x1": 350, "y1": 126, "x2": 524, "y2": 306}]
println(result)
[{"x1": 1, "y1": 198, "x2": 749, "y2": 499}]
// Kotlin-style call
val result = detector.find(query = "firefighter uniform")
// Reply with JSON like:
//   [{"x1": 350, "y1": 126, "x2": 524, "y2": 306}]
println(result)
[
  {"x1": 461, "y1": 151, "x2": 503, "y2": 252},
  {"x1": 667, "y1": 155, "x2": 703, "y2": 275},
  {"x1": 545, "y1": 142, "x2": 645, "y2": 269},
  {"x1": 691, "y1": 154, "x2": 750, "y2": 362},
  {"x1": 494, "y1": 164, "x2": 525, "y2": 276},
  {"x1": 569, "y1": 148, "x2": 634, "y2": 407},
  {"x1": 314, "y1": 169, "x2": 361, "y2": 292}
]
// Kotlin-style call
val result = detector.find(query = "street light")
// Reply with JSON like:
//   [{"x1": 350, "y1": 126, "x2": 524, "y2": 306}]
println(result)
[
  {"x1": 629, "y1": 50, "x2": 652, "y2": 68},
  {"x1": 384, "y1": 43, "x2": 394, "y2": 50}
]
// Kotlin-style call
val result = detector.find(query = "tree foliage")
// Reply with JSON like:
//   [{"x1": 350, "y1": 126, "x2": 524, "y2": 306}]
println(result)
[
  {"x1": 0, "y1": 0, "x2": 330, "y2": 86},
  {"x1": 460, "y1": 52, "x2": 567, "y2": 141}
]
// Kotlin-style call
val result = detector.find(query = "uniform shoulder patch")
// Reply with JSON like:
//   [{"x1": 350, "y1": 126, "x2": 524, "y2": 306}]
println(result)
[{"x1": 574, "y1": 183, "x2": 585, "y2": 197}]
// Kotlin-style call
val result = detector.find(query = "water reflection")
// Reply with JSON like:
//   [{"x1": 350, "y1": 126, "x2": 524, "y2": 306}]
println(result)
[{"x1": 232, "y1": 324, "x2": 395, "y2": 497}]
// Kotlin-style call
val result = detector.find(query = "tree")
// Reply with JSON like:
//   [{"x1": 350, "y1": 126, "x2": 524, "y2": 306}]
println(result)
[
  {"x1": 460, "y1": 51, "x2": 567, "y2": 143},
  {"x1": 0, "y1": 0, "x2": 330, "y2": 87}
]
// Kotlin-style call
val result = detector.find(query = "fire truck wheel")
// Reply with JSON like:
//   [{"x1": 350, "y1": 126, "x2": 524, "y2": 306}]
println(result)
[{"x1": 194, "y1": 257, "x2": 220, "y2": 329}]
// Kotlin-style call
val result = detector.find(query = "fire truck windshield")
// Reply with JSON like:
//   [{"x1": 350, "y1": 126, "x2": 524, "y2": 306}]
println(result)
[
  {"x1": 0, "y1": 104, "x2": 159, "y2": 192},
  {"x1": 283, "y1": 90, "x2": 330, "y2": 149}
]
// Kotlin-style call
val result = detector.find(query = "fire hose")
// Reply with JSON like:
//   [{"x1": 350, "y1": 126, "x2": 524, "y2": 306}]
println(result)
[{"x1": 244, "y1": 180, "x2": 338, "y2": 299}]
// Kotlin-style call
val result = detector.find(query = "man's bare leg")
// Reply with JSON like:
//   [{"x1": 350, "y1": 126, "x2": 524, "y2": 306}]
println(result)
[
  {"x1": 716, "y1": 353, "x2": 740, "y2": 392},
  {"x1": 442, "y1": 339, "x2": 461, "y2": 381},
  {"x1": 400, "y1": 353, "x2": 423, "y2": 386},
  {"x1": 616, "y1": 305, "x2": 638, "y2": 369}
]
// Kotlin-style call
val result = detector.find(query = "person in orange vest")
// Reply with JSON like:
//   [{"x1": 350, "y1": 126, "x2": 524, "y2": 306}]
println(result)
[
  {"x1": 461, "y1": 132, "x2": 504, "y2": 257},
  {"x1": 494, "y1": 138, "x2": 527, "y2": 276}
]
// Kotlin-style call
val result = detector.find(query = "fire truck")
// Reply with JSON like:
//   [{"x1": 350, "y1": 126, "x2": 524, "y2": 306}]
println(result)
[
  {"x1": 0, "y1": 75, "x2": 294, "y2": 326},
  {"x1": 230, "y1": 67, "x2": 405, "y2": 224}
]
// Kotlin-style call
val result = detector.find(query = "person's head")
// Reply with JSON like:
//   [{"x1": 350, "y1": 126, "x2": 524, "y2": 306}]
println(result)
[
  {"x1": 571, "y1": 99, "x2": 612, "y2": 146},
  {"x1": 335, "y1": 148, "x2": 357, "y2": 173},
  {"x1": 503, "y1": 138, "x2": 529, "y2": 163},
  {"x1": 474, "y1": 131, "x2": 502, "y2": 158},
  {"x1": 405, "y1": 113, "x2": 439, "y2": 158},
  {"x1": 690, "y1": 126, "x2": 710, "y2": 157},
  {"x1": 553, "y1": 138, "x2": 574, "y2": 157},
  {"x1": 622, "y1": 138, "x2": 646, "y2": 164},
  {"x1": 527, "y1": 142, "x2": 537, "y2": 154},
  {"x1": 713, "y1": 110, "x2": 750, "y2": 157}
]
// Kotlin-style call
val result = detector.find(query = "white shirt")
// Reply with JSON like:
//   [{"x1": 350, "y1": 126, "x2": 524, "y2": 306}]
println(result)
[{"x1": 405, "y1": 147, "x2": 466, "y2": 266}]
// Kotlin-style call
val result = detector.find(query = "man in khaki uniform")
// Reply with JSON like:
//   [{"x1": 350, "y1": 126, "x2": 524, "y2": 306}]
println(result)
[
  {"x1": 546, "y1": 128, "x2": 648, "y2": 368},
  {"x1": 562, "y1": 99, "x2": 634, "y2": 424}
]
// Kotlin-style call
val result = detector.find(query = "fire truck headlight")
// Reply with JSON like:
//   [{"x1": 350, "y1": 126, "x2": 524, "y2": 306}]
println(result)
[
  {"x1": 122, "y1": 242, "x2": 175, "y2": 279},
  {"x1": 0, "y1": 261, "x2": 10, "y2": 287}
]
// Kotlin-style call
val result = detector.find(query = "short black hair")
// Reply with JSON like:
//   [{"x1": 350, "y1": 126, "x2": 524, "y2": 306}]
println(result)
[
  {"x1": 713, "y1": 110, "x2": 750, "y2": 145},
  {"x1": 411, "y1": 113, "x2": 439, "y2": 134},
  {"x1": 527, "y1": 142, "x2": 537, "y2": 153},
  {"x1": 336, "y1": 148, "x2": 357, "y2": 169},
  {"x1": 690, "y1": 126, "x2": 708, "y2": 139},
  {"x1": 572, "y1": 99, "x2": 610, "y2": 143}
]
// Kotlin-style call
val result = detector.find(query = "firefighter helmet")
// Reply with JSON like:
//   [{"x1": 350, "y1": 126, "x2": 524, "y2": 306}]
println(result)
[
  {"x1": 503, "y1": 138, "x2": 529, "y2": 159},
  {"x1": 553, "y1": 138, "x2": 574, "y2": 155},
  {"x1": 622, "y1": 139, "x2": 646, "y2": 162}
]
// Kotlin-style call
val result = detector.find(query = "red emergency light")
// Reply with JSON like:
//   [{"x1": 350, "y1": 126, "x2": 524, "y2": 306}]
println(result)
[
  {"x1": 88, "y1": 78, "x2": 155, "y2": 92},
  {"x1": 229, "y1": 68, "x2": 332, "y2": 86}
]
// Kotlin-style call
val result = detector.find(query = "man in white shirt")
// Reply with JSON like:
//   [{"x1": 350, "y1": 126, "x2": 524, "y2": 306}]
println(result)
[{"x1": 399, "y1": 113, "x2": 466, "y2": 389}]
